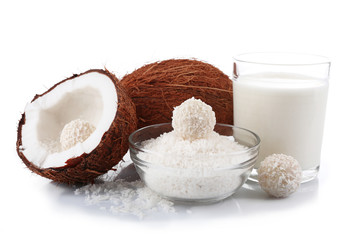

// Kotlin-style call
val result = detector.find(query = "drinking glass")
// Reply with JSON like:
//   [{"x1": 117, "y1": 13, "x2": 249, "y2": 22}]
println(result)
[{"x1": 232, "y1": 52, "x2": 330, "y2": 182}]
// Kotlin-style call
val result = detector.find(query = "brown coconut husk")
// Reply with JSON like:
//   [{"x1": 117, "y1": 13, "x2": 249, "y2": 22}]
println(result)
[
  {"x1": 16, "y1": 69, "x2": 138, "y2": 184},
  {"x1": 120, "y1": 59, "x2": 233, "y2": 129}
]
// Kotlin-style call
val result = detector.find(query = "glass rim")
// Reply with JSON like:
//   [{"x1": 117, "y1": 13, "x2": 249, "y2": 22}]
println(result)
[{"x1": 233, "y1": 52, "x2": 331, "y2": 66}]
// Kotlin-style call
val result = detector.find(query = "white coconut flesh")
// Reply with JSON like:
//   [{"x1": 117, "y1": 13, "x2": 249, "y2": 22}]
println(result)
[{"x1": 20, "y1": 72, "x2": 118, "y2": 169}]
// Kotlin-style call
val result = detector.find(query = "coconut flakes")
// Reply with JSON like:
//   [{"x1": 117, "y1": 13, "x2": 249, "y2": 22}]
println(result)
[{"x1": 74, "y1": 164, "x2": 175, "y2": 219}]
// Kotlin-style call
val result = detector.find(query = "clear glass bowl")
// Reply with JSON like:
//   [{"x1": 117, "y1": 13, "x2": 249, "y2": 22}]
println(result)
[{"x1": 129, "y1": 123, "x2": 260, "y2": 203}]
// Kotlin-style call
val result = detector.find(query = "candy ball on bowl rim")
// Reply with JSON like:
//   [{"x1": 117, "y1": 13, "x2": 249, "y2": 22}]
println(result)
[{"x1": 257, "y1": 153, "x2": 302, "y2": 198}]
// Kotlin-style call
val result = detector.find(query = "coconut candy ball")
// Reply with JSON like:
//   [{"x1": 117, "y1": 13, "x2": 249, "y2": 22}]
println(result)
[
  {"x1": 172, "y1": 97, "x2": 216, "y2": 141},
  {"x1": 60, "y1": 119, "x2": 96, "y2": 150},
  {"x1": 257, "y1": 154, "x2": 302, "y2": 198}
]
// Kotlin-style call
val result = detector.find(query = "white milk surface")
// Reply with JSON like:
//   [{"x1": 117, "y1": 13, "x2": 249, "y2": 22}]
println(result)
[{"x1": 233, "y1": 72, "x2": 328, "y2": 170}]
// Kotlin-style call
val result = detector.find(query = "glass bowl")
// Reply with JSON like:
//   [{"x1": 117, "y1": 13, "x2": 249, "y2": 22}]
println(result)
[{"x1": 129, "y1": 123, "x2": 260, "y2": 203}]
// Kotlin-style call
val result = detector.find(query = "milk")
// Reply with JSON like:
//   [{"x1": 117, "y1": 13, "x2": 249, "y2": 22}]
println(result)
[{"x1": 233, "y1": 72, "x2": 328, "y2": 172}]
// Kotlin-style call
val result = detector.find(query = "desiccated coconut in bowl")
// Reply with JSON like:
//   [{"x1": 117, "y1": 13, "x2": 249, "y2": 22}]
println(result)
[{"x1": 129, "y1": 98, "x2": 260, "y2": 203}]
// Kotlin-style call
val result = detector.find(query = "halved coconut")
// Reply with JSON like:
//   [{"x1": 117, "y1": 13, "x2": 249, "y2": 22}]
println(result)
[{"x1": 16, "y1": 69, "x2": 137, "y2": 184}]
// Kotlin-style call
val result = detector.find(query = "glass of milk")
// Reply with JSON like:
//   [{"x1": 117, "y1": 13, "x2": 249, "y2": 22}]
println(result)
[{"x1": 232, "y1": 52, "x2": 330, "y2": 182}]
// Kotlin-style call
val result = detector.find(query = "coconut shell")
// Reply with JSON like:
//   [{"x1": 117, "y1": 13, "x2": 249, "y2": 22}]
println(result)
[
  {"x1": 16, "y1": 69, "x2": 138, "y2": 184},
  {"x1": 120, "y1": 59, "x2": 233, "y2": 129}
]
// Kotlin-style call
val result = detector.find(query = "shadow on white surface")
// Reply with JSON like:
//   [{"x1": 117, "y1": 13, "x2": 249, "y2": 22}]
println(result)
[
  {"x1": 44, "y1": 168, "x2": 319, "y2": 221},
  {"x1": 229, "y1": 179, "x2": 319, "y2": 214},
  {"x1": 171, "y1": 179, "x2": 319, "y2": 219}
]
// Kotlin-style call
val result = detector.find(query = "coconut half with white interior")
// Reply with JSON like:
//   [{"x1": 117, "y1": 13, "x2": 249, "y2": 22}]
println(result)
[{"x1": 16, "y1": 69, "x2": 137, "y2": 184}]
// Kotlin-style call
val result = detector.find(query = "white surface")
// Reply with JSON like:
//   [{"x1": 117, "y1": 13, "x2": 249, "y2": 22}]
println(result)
[{"x1": 1, "y1": 0, "x2": 359, "y2": 239}]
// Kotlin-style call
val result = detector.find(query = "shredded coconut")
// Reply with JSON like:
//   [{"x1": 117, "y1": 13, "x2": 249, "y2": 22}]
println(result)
[
  {"x1": 74, "y1": 162, "x2": 175, "y2": 219},
  {"x1": 257, "y1": 154, "x2": 302, "y2": 198},
  {"x1": 140, "y1": 131, "x2": 248, "y2": 168},
  {"x1": 135, "y1": 98, "x2": 252, "y2": 201},
  {"x1": 138, "y1": 128, "x2": 250, "y2": 200}
]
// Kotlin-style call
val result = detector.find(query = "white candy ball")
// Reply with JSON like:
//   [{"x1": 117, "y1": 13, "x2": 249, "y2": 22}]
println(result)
[
  {"x1": 257, "y1": 154, "x2": 302, "y2": 198},
  {"x1": 60, "y1": 119, "x2": 96, "y2": 150},
  {"x1": 172, "y1": 97, "x2": 216, "y2": 141}
]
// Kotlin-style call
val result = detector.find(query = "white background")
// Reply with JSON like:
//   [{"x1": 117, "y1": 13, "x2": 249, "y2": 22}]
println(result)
[{"x1": 1, "y1": 0, "x2": 359, "y2": 239}]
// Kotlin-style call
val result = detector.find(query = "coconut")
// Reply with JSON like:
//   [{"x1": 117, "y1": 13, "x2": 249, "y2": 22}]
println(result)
[
  {"x1": 16, "y1": 69, "x2": 137, "y2": 184},
  {"x1": 120, "y1": 59, "x2": 233, "y2": 129}
]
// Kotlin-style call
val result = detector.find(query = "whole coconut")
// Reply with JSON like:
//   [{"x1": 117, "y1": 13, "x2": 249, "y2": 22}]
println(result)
[{"x1": 120, "y1": 59, "x2": 233, "y2": 129}]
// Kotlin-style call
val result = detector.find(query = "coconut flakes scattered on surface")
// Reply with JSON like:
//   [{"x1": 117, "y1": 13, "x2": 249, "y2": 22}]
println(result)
[{"x1": 74, "y1": 162, "x2": 175, "y2": 219}]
